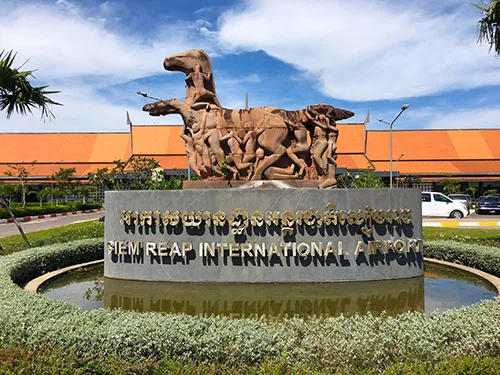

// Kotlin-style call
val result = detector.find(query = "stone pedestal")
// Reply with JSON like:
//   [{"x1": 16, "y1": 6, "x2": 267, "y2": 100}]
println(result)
[{"x1": 104, "y1": 188, "x2": 423, "y2": 282}]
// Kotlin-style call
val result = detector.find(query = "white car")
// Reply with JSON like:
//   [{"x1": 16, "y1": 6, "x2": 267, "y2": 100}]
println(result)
[{"x1": 421, "y1": 192, "x2": 469, "y2": 219}]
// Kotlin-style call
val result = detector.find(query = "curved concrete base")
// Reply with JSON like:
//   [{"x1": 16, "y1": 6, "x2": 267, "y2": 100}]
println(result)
[{"x1": 24, "y1": 259, "x2": 103, "y2": 293}]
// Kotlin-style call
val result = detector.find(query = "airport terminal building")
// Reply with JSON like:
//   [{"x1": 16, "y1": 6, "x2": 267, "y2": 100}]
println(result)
[{"x1": 1, "y1": 121, "x2": 499, "y2": 196}]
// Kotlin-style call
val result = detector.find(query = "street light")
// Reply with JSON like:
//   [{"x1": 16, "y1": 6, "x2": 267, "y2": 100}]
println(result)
[
  {"x1": 51, "y1": 159, "x2": 63, "y2": 202},
  {"x1": 377, "y1": 104, "x2": 410, "y2": 189},
  {"x1": 396, "y1": 153, "x2": 404, "y2": 188}
]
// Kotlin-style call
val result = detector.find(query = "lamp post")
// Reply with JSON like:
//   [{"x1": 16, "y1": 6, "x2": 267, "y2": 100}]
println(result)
[
  {"x1": 396, "y1": 153, "x2": 404, "y2": 188},
  {"x1": 51, "y1": 159, "x2": 63, "y2": 202},
  {"x1": 377, "y1": 104, "x2": 410, "y2": 189}
]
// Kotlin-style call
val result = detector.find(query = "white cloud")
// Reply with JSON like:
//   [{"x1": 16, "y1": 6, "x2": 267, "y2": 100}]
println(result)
[
  {"x1": 0, "y1": 84, "x2": 180, "y2": 133},
  {"x1": 0, "y1": 1, "x2": 208, "y2": 132},
  {"x1": 423, "y1": 107, "x2": 500, "y2": 129},
  {"x1": 217, "y1": 0, "x2": 500, "y2": 101},
  {"x1": 0, "y1": 3, "x2": 194, "y2": 82}
]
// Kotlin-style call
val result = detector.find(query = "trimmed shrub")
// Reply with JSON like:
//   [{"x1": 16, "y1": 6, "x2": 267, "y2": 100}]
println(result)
[
  {"x1": 0, "y1": 202, "x2": 102, "y2": 219},
  {"x1": 425, "y1": 240, "x2": 500, "y2": 277},
  {"x1": 0, "y1": 239, "x2": 499, "y2": 373}
]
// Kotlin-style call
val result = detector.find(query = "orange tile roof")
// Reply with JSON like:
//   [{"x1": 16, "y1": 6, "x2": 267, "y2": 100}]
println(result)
[
  {"x1": 336, "y1": 124, "x2": 366, "y2": 153},
  {"x1": 0, "y1": 133, "x2": 131, "y2": 163},
  {"x1": 131, "y1": 126, "x2": 185, "y2": 155},
  {"x1": 1, "y1": 125, "x2": 500, "y2": 179},
  {"x1": 337, "y1": 154, "x2": 372, "y2": 170},
  {"x1": 372, "y1": 160, "x2": 500, "y2": 175},
  {"x1": 366, "y1": 129, "x2": 500, "y2": 161}
]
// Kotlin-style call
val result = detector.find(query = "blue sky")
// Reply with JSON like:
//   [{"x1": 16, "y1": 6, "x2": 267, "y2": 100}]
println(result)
[{"x1": 1, "y1": 0, "x2": 500, "y2": 133}]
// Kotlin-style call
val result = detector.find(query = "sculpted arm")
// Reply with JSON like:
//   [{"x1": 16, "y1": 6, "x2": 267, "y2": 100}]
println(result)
[
  {"x1": 180, "y1": 133, "x2": 191, "y2": 143},
  {"x1": 232, "y1": 132, "x2": 244, "y2": 144},
  {"x1": 219, "y1": 131, "x2": 234, "y2": 142}
]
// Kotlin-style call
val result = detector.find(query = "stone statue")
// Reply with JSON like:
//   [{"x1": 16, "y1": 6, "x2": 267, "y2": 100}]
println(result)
[{"x1": 143, "y1": 49, "x2": 354, "y2": 188}]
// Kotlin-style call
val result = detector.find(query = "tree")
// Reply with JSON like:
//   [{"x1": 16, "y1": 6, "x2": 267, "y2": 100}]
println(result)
[
  {"x1": 0, "y1": 50, "x2": 61, "y2": 119},
  {"x1": 466, "y1": 186, "x2": 477, "y2": 198},
  {"x1": 31, "y1": 187, "x2": 51, "y2": 207},
  {"x1": 0, "y1": 197, "x2": 31, "y2": 248},
  {"x1": 403, "y1": 174, "x2": 421, "y2": 188},
  {"x1": 4, "y1": 161, "x2": 36, "y2": 208},
  {"x1": 441, "y1": 179, "x2": 461, "y2": 195},
  {"x1": 0, "y1": 181, "x2": 17, "y2": 206},
  {"x1": 472, "y1": 0, "x2": 500, "y2": 55},
  {"x1": 337, "y1": 170, "x2": 386, "y2": 189},
  {"x1": 88, "y1": 156, "x2": 162, "y2": 191},
  {"x1": 73, "y1": 184, "x2": 96, "y2": 204},
  {"x1": 53, "y1": 167, "x2": 76, "y2": 202}
]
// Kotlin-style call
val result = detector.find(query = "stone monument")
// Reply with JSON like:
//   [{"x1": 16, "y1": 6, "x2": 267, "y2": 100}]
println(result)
[{"x1": 104, "y1": 50, "x2": 423, "y2": 284}]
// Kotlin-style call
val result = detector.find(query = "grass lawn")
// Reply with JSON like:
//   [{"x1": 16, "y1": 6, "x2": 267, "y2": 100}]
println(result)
[
  {"x1": 423, "y1": 226, "x2": 500, "y2": 248},
  {"x1": 0, "y1": 220, "x2": 104, "y2": 256}
]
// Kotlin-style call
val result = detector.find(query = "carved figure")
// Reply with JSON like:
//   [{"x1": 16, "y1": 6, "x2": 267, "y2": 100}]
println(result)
[
  {"x1": 143, "y1": 50, "x2": 354, "y2": 188},
  {"x1": 185, "y1": 64, "x2": 218, "y2": 107}
]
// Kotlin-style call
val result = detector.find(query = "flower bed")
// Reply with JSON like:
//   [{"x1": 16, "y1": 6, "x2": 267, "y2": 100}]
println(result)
[{"x1": 0, "y1": 239, "x2": 499, "y2": 373}]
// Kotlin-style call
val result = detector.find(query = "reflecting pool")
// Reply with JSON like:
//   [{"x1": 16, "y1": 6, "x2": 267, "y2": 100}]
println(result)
[{"x1": 39, "y1": 262, "x2": 497, "y2": 319}]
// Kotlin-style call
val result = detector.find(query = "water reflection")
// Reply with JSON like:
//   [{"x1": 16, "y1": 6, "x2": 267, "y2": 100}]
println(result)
[
  {"x1": 103, "y1": 277, "x2": 425, "y2": 318},
  {"x1": 41, "y1": 262, "x2": 497, "y2": 318}
]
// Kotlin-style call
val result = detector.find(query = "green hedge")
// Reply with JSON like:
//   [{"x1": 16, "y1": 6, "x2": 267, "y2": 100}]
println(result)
[
  {"x1": 0, "y1": 239, "x2": 499, "y2": 373},
  {"x1": 425, "y1": 240, "x2": 500, "y2": 277},
  {"x1": 0, "y1": 202, "x2": 102, "y2": 219}
]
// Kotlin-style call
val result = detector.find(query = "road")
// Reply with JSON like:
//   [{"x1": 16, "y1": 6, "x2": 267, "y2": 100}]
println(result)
[{"x1": 0, "y1": 211, "x2": 103, "y2": 239}]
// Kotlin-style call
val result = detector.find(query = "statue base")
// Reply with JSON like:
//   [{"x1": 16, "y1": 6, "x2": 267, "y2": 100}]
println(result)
[
  {"x1": 104, "y1": 189, "x2": 423, "y2": 283},
  {"x1": 183, "y1": 180, "x2": 319, "y2": 189}
]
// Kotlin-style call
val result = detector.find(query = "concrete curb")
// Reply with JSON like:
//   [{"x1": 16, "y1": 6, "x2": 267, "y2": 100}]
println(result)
[
  {"x1": 424, "y1": 257, "x2": 500, "y2": 296},
  {"x1": 24, "y1": 259, "x2": 104, "y2": 293},
  {"x1": 423, "y1": 221, "x2": 500, "y2": 227},
  {"x1": 25, "y1": 258, "x2": 500, "y2": 297},
  {"x1": 0, "y1": 208, "x2": 104, "y2": 225}
]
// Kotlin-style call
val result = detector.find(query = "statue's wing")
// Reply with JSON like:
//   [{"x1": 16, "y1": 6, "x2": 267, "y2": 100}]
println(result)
[
  {"x1": 306, "y1": 104, "x2": 355, "y2": 121},
  {"x1": 332, "y1": 108, "x2": 355, "y2": 121}
]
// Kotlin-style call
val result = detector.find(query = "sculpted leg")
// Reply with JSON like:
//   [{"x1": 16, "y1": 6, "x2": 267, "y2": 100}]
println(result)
[
  {"x1": 264, "y1": 165, "x2": 295, "y2": 180},
  {"x1": 286, "y1": 148, "x2": 307, "y2": 177},
  {"x1": 312, "y1": 140, "x2": 328, "y2": 174},
  {"x1": 252, "y1": 150, "x2": 285, "y2": 180}
]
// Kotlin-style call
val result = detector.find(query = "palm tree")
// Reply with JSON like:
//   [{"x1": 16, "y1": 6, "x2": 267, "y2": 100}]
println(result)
[
  {"x1": 0, "y1": 50, "x2": 61, "y2": 119},
  {"x1": 472, "y1": 0, "x2": 500, "y2": 55}
]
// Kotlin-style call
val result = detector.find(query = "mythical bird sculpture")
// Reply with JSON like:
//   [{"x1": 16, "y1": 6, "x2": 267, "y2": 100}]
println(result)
[{"x1": 143, "y1": 49, "x2": 354, "y2": 188}]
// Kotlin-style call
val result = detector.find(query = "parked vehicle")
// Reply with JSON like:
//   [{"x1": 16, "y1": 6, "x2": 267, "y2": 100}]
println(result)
[
  {"x1": 476, "y1": 196, "x2": 500, "y2": 214},
  {"x1": 421, "y1": 192, "x2": 469, "y2": 219},
  {"x1": 448, "y1": 194, "x2": 473, "y2": 211}
]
